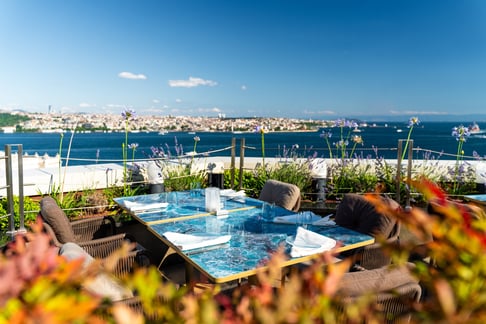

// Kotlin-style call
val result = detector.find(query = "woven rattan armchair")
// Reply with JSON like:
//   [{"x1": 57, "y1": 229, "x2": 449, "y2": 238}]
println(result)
[
  {"x1": 59, "y1": 242, "x2": 154, "y2": 318},
  {"x1": 336, "y1": 264, "x2": 422, "y2": 323},
  {"x1": 40, "y1": 196, "x2": 136, "y2": 259},
  {"x1": 354, "y1": 222, "x2": 401, "y2": 270},
  {"x1": 259, "y1": 179, "x2": 301, "y2": 211},
  {"x1": 335, "y1": 193, "x2": 401, "y2": 270}
]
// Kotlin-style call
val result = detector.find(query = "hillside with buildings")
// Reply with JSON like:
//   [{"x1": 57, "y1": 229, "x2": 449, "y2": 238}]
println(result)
[{"x1": 0, "y1": 111, "x2": 329, "y2": 133}]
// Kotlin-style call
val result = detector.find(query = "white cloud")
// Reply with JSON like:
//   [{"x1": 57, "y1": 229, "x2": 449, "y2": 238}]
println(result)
[
  {"x1": 389, "y1": 110, "x2": 449, "y2": 116},
  {"x1": 241, "y1": 85, "x2": 247, "y2": 90},
  {"x1": 79, "y1": 102, "x2": 96, "y2": 108},
  {"x1": 152, "y1": 99, "x2": 160, "y2": 104},
  {"x1": 304, "y1": 109, "x2": 336, "y2": 115},
  {"x1": 175, "y1": 98, "x2": 182, "y2": 103},
  {"x1": 60, "y1": 106, "x2": 76, "y2": 113},
  {"x1": 118, "y1": 71, "x2": 147, "y2": 80},
  {"x1": 196, "y1": 107, "x2": 221, "y2": 114},
  {"x1": 106, "y1": 104, "x2": 125, "y2": 109},
  {"x1": 168, "y1": 76, "x2": 217, "y2": 88}
]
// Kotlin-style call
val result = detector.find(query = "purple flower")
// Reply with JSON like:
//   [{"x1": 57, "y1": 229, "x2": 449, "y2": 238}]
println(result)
[
  {"x1": 121, "y1": 108, "x2": 136, "y2": 120},
  {"x1": 452, "y1": 125, "x2": 470, "y2": 142},
  {"x1": 408, "y1": 117, "x2": 420, "y2": 127},
  {"x1": 255, "y1": 125, "x2": 265, "y2": 134},
  {"x1": 320, "y1": 130, "x2": 332, "y2": 139}
]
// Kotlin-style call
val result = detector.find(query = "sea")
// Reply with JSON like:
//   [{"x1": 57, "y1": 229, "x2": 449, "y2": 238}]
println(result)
[{"x1": 1, "y1": 121, "x2": 485, "y2": 166}]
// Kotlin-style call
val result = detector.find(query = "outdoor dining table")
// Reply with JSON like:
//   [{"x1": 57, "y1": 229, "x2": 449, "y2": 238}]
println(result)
[
  {"x1": 114, "y1": 190, "x2": 375, "y2": 285},
  {"x1": 464, "y1": 194, "x2": 486, "y2": 206}
]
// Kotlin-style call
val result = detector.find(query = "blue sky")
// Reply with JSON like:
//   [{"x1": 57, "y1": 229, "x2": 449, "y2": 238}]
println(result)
[{"x1": 1, "y1": 0, "x2": 485, "y2": 119}]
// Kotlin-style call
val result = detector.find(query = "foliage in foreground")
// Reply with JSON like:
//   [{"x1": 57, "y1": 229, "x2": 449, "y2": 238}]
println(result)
[{"x1": 2, "y1": 179, "x2": 486, "y2": 322}]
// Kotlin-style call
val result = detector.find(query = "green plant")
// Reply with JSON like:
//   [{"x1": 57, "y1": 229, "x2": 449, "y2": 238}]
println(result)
[
  {"x1": 401, "y1": 116, "x2": 419, "y2": 161},
  {"x1": 121, "y1": 108, "x2": 136, "y2": 196},
  {"x1": 0, "y1": 196, "x2": 39, "y2": 232},
  {"x1": 255, "y1": 125, "x2": 266, "y2": 167},
  {"x1": 224, "y1": 167, "x2": 268, "y2": 197},
  {"x1": 369, "y1": 178, "x2": 486, "y2": 321},
  {"x1": 267, "y1": 160, "x2": 313, "y2": 195},
  {"x1": 451, "y1": 125, "x2": 471, "y2": 194},
  {"x1": 163, "y1": 164, "x2": 206, "y2": 192},
  {"x1": 4, "y1": 179, "x2": 486, "y2": 322}
]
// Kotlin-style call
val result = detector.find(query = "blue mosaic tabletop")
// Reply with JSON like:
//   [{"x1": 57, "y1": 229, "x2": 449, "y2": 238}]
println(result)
[
  {"x1": 115, "y1": 192, "x2": 290, "y2": 224},
  {"x1": 149, "y1": 207, "x2": 373, "y2": 282},
  {"x1": 116, "y1": 191, "x2": 374, "y2": 283}
]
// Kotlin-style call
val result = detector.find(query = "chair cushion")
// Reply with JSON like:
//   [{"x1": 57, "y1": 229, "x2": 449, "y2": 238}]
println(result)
[
  {"x1": 259, "y1": 179, "x2": 301, "y2": 211},
  {"x1": 40, "y1": 197, "x2": 75, "y2": 243},
  {"x1": 335, "y1": 194, "x2": 398, "y2": 238},
  {"x1": 60, "y1": 243, "x2": 134, "y2": 301},
  {"x1": 337, "y1": 265, "x2": 418, "y2": 296}
]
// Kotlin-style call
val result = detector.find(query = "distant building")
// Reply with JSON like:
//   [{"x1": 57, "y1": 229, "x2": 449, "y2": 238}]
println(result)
[{"x1": 1, "y1": 126, "x2": 16, "y2": 133}]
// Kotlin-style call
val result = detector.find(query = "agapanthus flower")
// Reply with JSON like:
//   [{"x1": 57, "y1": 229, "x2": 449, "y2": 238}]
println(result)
[
  {"x1": 401, "y1": 116, "x2": 419, "y2": 160},
  {"x1": 452, "y1": 125, "x2": 470, "y2": 142},
  {"x1": 320, "y1": 130, "x2": 332, "y2": 139},
  {"x1": 255, "y1": 125, "x2": 265, "y2": 134},
  {"x1": 121, "y1": 108, "x2": 136, "y2": 120},
  {"x1": 408, "y1": 116, "x2": 420, "y2": 127},
  {"x1": 128, "y1": 143, "x2": 139, "y2": 150},
  {"x1": 352, "y1": 135, "x2": 363, "y2": 145},
  {"x1": 193, "y1": 136, "x2": 200, "y2": 142}
]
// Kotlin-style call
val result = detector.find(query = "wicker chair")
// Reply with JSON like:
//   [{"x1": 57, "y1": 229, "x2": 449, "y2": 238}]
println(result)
[
  {"x1": 355, "y1": 222, "x2": 401, "y2": 270},
  {"x1": 40, "y1": 196, "x2": 136, "y2": 259},
  {"x1": 259, "y1": 179, "x2": 301, "y2": 212},
  {"x1": 336, "y1": 264, "x2": 422, "y2": 323},
  {"x1": 335, "y1": 193, "x2": 401, "y2": 270},
  {"x1": 59, "y1": 242, "x2": 155, "y2": 318}
]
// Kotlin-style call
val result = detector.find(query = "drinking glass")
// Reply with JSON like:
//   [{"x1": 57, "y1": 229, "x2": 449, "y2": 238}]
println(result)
[
  {"x1": 167, "y1": 191, "x2": 178, "y2": 207},
  {"x1": 190, "y1": 182, "x2": 201, "y2": 197},
  {"x1": 302, "y1": 211, "x2": 312, "y2": 229},
  {"x1": 262, "y1": 202, "x2": 276, "y2": 222}
]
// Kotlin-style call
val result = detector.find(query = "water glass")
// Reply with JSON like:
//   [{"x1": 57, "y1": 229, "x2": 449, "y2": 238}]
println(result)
[
  {"x1": 205, "y1": 187, "x2": 221, "y2": 212},
  {"x1": 262, "y1": 202, "x2": 276, "y2": 222},
  {"x1": 190, "y1": 182, "x2": 201, "y2": 197},
  {"x1": 167, "y1": 191, "x2": 178, "y2": 206},
  {"x1": 205, "y1": 216, "x2": 221, "y2": 233},
  {"x1": 300, "y1": 211, "x2": 312, "y2": 229},
  {"x1": 294, "y1": 211, "x2": 308, "y2": 229}
]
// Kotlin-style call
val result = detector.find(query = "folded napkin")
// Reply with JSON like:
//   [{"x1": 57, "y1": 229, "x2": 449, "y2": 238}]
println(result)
[
  {"x1": 312, "y1": 214, "x2": 336, "y2": 226},
  {"x1": 220, "y1": 189, "x2": 246, "y2": 198},
  {"x1": 290, "y1": 226, "x2": 336, "y2": 258},
  {"x1": 273, "y1": 211, "x2": 321, "y2": 225},
  {"x1": 163, "y1": 232, "x2": 231, "y2": 251},
  {"x1": 123, "y1": 201, "x2": 168, "y2": 212}
]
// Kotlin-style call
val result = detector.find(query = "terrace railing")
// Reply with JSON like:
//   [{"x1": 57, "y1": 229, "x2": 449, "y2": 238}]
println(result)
[{"x1": 1, "y1": 144, "x2": 27, "y2": 241}]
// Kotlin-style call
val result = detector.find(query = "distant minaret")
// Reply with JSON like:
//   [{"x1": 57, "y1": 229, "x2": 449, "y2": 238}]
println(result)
[{"x1": 48, "y1": 105, "x2": 52, "y2": 114}]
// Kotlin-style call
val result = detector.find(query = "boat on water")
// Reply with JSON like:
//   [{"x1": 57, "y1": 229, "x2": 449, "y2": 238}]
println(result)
[
  {"x1": 469, "y1": 122, "x2": 482, "y2": 134},
  {"x1": 468, "y1": 122, "x2": 486, "y2": 135}
]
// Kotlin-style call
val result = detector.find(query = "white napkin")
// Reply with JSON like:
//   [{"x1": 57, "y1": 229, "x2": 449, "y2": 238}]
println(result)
[
  {"x1": 273, "y1": 211, "x2": 321, "y2": 224},
  {"x1": 312, "y1": 214, "x2": 336, "y2": 226},
  {"x1": 123, "y1": 201, "x2": 168, "y2": 211},
  {"x1": 220, "y1": 189, "x2": 246, "y2": 198},
  {"x1": 290, "y1": 226, "x2": 336, "y2": 258},
  {"x1": 163, "y1": 232, "x2": 231, "y2": 251}
]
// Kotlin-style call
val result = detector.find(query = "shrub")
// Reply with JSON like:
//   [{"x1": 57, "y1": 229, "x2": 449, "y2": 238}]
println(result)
[
  {"x1": 3, "y1": 179, "x2": 486, "y2": 322},
  {"x1": 0, "y1": 196, "x2": 39, "y2": 232}
]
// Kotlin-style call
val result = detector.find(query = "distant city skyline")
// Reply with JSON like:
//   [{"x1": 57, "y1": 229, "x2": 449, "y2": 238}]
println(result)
[{"x1": 1, "y1": 0, "x2": 485, "y2": 119}]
